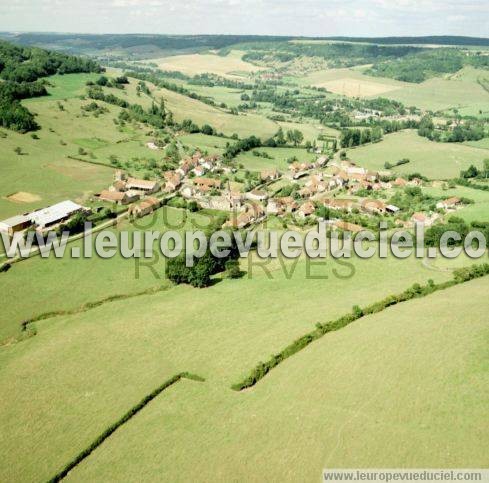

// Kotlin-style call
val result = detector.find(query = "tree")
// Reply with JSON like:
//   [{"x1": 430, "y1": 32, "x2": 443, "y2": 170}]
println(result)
[
  {"x1": 286, "y1": 129, "x2": 304, "y2": 146},
  {"x1": 483, "y1": 159, "x2": 489, "y2": 178},
  {"x1": 275, "y1": 127, "x2": 286, "y2": 146}
]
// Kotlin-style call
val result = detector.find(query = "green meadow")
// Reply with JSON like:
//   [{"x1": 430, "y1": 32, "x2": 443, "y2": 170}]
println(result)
[
  {"x1": 1, "y1": 35, "x2": 489, "y2": 483},
  {"x1": 383, "y1": 67, "x2": 489, "y2": 113},
  {"x1": 0, "y1": 74, "x2": 163, "y2": 220},
  {"x1": 423, "y1": 184, "x2": 489, "y2": 223},
  {"x1": 0, "y1": 207, "x2": 217, "y2": 343},
  {"x1": 236, "y1": 146, "x2": 316, "y2": 172},
  {"x1": 0, "y1": 252, "x2": 485, "y2": 482},
  {"x1": 347, "y1": 130, "x2": 488, "y2": 180},
  {"x1": 151, "y1": 84, "x2": 279, "y2": 139},
  {"x1": 64, "y1": 277, "x2": 489, "y2": 482}
]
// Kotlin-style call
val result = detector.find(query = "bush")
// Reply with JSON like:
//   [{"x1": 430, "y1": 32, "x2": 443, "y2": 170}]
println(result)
[{"x1": 225, "y1": 259, "x2": 242, "y2": 279}]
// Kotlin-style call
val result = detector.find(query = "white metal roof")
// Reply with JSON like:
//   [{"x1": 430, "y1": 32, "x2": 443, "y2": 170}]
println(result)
[
  {"x1": 30, "y1": 200, "x2": 83, "y2": 228},
  {"x1": 0, "y1": 213, "x2": 31, "y2": 228}
]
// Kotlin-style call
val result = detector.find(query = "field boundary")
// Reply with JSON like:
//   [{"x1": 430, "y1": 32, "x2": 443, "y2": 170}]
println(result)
[
  {"x1": 48, "y1": 372, "x2": 205, "y2": 482},
  {"x1": 1, "y1": 284, "x2": 173, "y2": 347},
  {"x1": 231, "y1": 263, "x2": 489, "y2": 391}
]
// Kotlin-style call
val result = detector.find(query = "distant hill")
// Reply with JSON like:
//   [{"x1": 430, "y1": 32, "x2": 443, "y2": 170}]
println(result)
[
  {"x1": 323, "y1": 36, "x2": 489, "y2": 47},
  {"x1": 0, "y1": 33, "x2": 487, "y2": 58}
]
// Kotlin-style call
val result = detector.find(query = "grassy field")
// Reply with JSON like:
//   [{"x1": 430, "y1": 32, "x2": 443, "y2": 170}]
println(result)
[
  {"x1": 64, "y1": 277, "x2": 489, "y2": 481},
  {"x1": 235, "y1": 146, "x2": 316, "y2": 171},
  {"x1": 0, "y1": 253, "x2": 486, "y2": 482},
  {"x1": 347, "y1": 130, "x2": 488, "y2": 180},
  {"x1": 464, "y1": 138, "x2": 489, "y2": 150},
  {"x1": 423, "y1": 184, "x2": 489, "y2": 223},
  {"x1": 177, "y1": 133, "x2": 231, "y2": 154},
  {"x1": 385, "y1": 67, "x2": 489, "y2": 113},
  {"x1": 276, "y1": 120, "x2": 339, "y2": 142},
  {"x1": 0, "y1": 249, "x2": 474, "y2": 482},
  {"x1": 148, "y1": 50, "x2": 262, "y2": 78},
  {"x1": 0, "y1": 73, "x2": 167, "y2": 220},
  {"x1": 299, "y1": 66, "x2": 489, "y2": 113},
  {"x1": 151, "y1": 84, "x2": 279, "y2": 139},
  {"x1": 0, "y1": 207, "x2": 218, "y2": 343},
  {"x1": 299, "y1": 67, "x2": 407, "y2": 97}
]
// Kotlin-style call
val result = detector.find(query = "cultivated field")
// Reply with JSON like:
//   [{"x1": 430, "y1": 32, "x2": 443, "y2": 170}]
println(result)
[
  {"x1": 300, "y1": 67, "x2": 407, "y2": 97},
  {"x1": 347, "y1": 130, "x2": 488, "y2": 179},
  {"x1": 148, "y1": 50, "x2": 262, "y2": 78}
]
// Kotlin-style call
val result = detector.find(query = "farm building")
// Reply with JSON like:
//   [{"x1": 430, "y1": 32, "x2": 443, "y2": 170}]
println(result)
[
  {"x1": 246, "y1": 189, "x2": 268, "y2": 201},
  {"x1": 193, "y1": 178, "x2": 222, "y2": 190},
  {"x1": 362, "y1": 199, "x2": 386, "y2": 215},
  {"x1": 30, "y1": 200, "x2": 88, "y2": 230},
  {"x1": 125, "y1": 178, "x2": 160, "y2": 194},
  {"x1": 0, "y1": 214, "x2": 32, "y2": 236},
  {"x1": 297, "y1": 201, "x2": 316, "y2": 218},
  {"x1": 129, "y1": 197, "x2": 160, "y2": 218},
  {"x1": 333, "y1": 220, "x2": 364, "y2": 233},
  {"x1": 436, "y1": 197, "x2": 461, "y2": 210},
  {"x1": 261, "y1": 168, "x2": 280, "y2": 182},
  {"x1": 324, "y1": 198, "x2": 358, "y2": 212},
  {"x1": 99, "y1": 190, "x2": 139, "y2": 205}
]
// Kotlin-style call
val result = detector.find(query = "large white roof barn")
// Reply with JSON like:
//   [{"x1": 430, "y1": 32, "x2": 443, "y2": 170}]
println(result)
[
  {"x1": 30, "y1": 200, "x2": 85, "y2": 229},
  {"x1": 0, "y1": 214, "x2": 32, "y2": 236}
]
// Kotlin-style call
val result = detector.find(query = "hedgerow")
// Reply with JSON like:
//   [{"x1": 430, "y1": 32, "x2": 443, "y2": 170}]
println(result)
[
  {"x1": 231, "y1": 263, "x2": 489, "y2": 391},
  {"x1": 48, "y1": 372, "x2": 204, "y2": 482}
]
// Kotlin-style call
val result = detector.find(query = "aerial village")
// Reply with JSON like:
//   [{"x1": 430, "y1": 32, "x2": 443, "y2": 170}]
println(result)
[{"x1": 0, "y1": 144, "x2": 468, "y2": 242}]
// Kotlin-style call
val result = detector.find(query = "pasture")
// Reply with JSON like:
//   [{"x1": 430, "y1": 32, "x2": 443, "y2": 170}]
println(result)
[
  {"x1": 385, "y1": 67, "x2": 489, "y2": 113},
  {"x1": 235, "y1": 146, "x2": 315, "y2": 171},
  {"x1": 177, "y1": 133, "x2": 231, "y2": 154},
  {"x1": 347, "y1": 130, "x2": 488, "y2": 180},
  {"x1": 0, "y1": 207, "x2": 216, "y2": 343},
  {"x1": 0, "y1": 73, "x2": 180, "y2": 219},
  {"x1": 0, "y1": 251, "x2": 485, "y2": 482},
  {"x1": 423, "y1": 184, "x2": 489, "y2": 223},
  {"x1": 64, "y1": 277, "x2": 489, "y2": 481},
  {"x1": 152, "y1": 84, "x2": 279, "y2": 139}
]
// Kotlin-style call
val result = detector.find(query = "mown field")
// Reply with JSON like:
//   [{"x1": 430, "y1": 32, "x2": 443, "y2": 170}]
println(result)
[
  {"x1": 2, "y1": 39, "x2": 489, "y2": 483},
  {"x1": 299, "y1": 67, "x2": 408, "y2": 97},
  {"x1": 0, "y1": 247, "x2": 475, "y2": 482},
  {"x1": 299, "y1": 66, "x2": 489, "y2": 113},
  {"x1": 347, "y1": 130, "x2": 488, "y2": 180},
  {"x1": 0, "y1": 251, "x2": 486, "y2": 482}
]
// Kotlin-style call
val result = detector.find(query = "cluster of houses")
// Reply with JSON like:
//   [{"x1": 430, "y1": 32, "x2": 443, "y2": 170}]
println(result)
[
  {"x1": 97, "y1": 170, "x2": 163, "y2": 218},
  {"x1": 0, "y1": 200, "x2": 90, "y2": 237},
  {"x1": 2, "y1": 145, "x2": 469, "y2": 242},
  {"x1": 99, "y1": 171, "x2": 161, "y2": 206}
]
